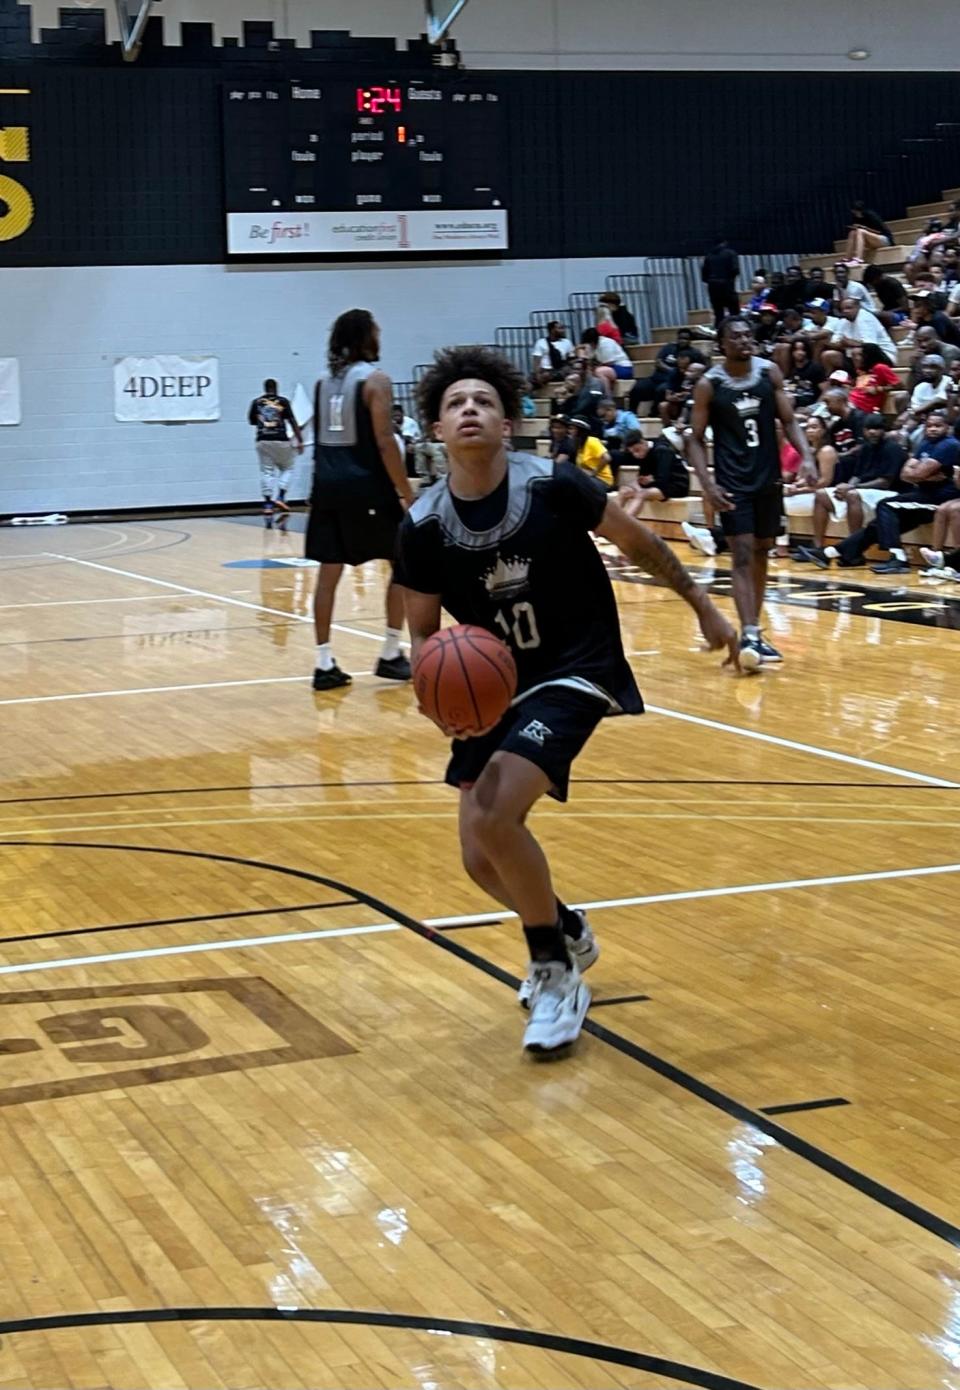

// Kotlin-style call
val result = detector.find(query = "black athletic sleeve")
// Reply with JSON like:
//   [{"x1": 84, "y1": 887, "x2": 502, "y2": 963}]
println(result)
[
  {"x1": 247, "y1": 398, "x2": 259, "y2": 425},
  {"x1": 280, "y1": 396, "x2": 295, "y2": 422},
  {"x1": 394, "y1": 515, "x2": 441, "y2": 594},
  {"x1": 550, "y1": 461, "x2": 609, "y2": 531}
]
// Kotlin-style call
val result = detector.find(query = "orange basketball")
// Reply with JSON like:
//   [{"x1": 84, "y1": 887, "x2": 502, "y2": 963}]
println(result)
[{"x1": 414, "y1": 624, "x2": 517, "y2": 735}]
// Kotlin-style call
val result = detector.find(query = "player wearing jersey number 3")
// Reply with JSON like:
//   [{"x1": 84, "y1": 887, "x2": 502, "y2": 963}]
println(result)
[
  {"x1": 687, "y1": 317, "x2": 816, "y2": 670},
  {"x1": 395, "y1": 347, "x2": 737, "y2": 1058}
]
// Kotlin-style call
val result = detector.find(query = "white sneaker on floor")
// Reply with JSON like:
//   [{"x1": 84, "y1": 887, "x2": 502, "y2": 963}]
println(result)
[
  {"x1": 920, "y1": 547, "x2": 945, "y2": 571},
  {"x1": 518, "y1": 912, "x2": 598, "y2": 1008},
  {"x1": 682, "y1": 521, "x2": 717, "y2": 557},
  {"x1": 523, "y1": 961, "x2": 591, "y2": 1055}
]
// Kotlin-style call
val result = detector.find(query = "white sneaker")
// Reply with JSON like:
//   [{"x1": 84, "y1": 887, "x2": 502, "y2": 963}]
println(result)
[
  {"x1": 920, "y1": 547, "x2": 945, "y2": 571},
  {"x1": 518, "y1": 912, "x2": 598, "y2": 1008},
  {"x1": 682, "y1": 521, "x2": 717, "y2": 557},
  {"x1": 523, "y1": 961, "x2": 591, "y2": 1055}
]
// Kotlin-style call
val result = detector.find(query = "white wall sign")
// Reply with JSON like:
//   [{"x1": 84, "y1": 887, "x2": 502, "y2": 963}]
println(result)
[
  {"x1": 114, "y1": 355, "x2": 220, "y2": 421},
  {"x1": 226, "y1": 209, "x2": 508, "y2": 256},
  {"x1": 0, "y1": 358, "x2": 21, "y2": 425}
]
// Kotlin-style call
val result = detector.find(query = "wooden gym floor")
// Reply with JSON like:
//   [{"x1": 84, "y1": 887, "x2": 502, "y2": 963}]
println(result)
[{"x1": 0, "y1": 513, "x2": 958, "y2": 1390}]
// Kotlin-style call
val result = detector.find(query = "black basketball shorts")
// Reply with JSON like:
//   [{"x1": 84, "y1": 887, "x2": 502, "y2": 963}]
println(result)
[
  {"x1": 305, "y1": 498, "x2": 403, "y2": 567},
  {"x1": 719, "y1": 484, "x2": 783, "y2": 541},
  {"x1": 445, "y1": 684, "x2": 612, "y2": 803}
]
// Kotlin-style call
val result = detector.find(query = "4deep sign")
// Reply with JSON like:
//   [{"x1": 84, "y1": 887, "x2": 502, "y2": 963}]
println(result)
[{"x1": 114, "y1": 355, "x2": 220, "y2": 421}]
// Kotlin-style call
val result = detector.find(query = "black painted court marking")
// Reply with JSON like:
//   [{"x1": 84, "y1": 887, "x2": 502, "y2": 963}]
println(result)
[
  {"x1": 0, "y1": 1306, "x2": 760, "y2": 1389},
  {"x1": 591, "y1": 994, "x2": 651, "y2": 1008},
  {"x1": 3, "y1": 841, "x2": 959, "y2": 1252},
  {"x1": 0, "y1": 899, "x2": 357, "y2": 947},
  {"x1": 439, "y1": 919, "x2": 504, "y2": 931},
  {"x1": 0, "y1": 775, "x2": 948, "y2": 807},
  {"x1": 761, "y1": 1098, "x2": 851, "y2": 1117}
]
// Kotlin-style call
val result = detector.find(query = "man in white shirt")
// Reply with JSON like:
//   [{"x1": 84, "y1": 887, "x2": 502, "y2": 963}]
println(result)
[
  {"x1": 832, "y1": 297, "x2": 897, "y2": 359},
  {"x1": 531, "y1": 321, "x2": 575, "y2": 385},
  {"x1": 804, "y1": 299, "x2": 845, "y2": 357},
  {"x1": 901, "y1": 354, "x2": 950, "y2": 449},
  {"x1": 832, "y1": 262, "x2": 875, "y2": 313}
]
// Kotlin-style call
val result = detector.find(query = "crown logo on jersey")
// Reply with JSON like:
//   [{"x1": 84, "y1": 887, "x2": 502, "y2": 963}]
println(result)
[
  {"x1": 482, "y1": 555, "x2": 530, "y2": 598},
  {"x1": 735, "y1": 395, "x2": 761, "y2": 415}
]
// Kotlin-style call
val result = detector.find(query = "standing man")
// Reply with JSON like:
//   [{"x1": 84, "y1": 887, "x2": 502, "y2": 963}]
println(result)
[
  {"x1": 248, "y1": 378, "x2": 304, "y2": 528},
  {"x1": 701, "y1": 240, "x2": 740, "y2": 330},
  {"x1": 396, "y1": 346, "x2": 736, "y2": 1056},
  {"x1": 688, "y1": 318, "x2": 816, "y2": 670},
  {"x1": 307, "y1": 309, "x2": 415, "y2": 690}
]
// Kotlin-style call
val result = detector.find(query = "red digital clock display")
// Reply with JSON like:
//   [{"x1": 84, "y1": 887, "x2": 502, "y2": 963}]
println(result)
[{"x1": 356, "y1": 86, "x2": 403, "y2": 115}]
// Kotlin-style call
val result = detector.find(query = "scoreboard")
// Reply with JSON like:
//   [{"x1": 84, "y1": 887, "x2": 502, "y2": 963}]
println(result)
[{"x1": 222, "y1": 77, "x2": 508, "y2": 256}]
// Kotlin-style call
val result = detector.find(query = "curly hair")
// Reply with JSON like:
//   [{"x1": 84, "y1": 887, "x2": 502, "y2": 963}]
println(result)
[
  {"x1": 327, "y1": 308, "x2": 378, "y2": 377},
  {"x1": 416, "y1": 345, "x2": 525, "y2": 428}
]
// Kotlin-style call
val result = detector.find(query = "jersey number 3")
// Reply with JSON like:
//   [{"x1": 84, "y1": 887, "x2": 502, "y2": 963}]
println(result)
[
  {"x1": 744, "y1": 417, "x2": 760, "y2": 448},
  {"x1": 494, "y1": 602, "x2": 541, "y2": 650}
]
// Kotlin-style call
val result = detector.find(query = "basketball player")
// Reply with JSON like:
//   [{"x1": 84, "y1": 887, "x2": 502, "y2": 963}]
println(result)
[
  {"x1": 308, "y1": 310, "x2": 416, "y2": 690},
  {"x1": 395, "y1": 346, "x2": 737, "y2": 1056},
  {"x1": 248, "y1": 378, "x2": 304, "y2": 527},
  {"x1": 687, "y1": 318, "x2": 815, "y2": 670}
]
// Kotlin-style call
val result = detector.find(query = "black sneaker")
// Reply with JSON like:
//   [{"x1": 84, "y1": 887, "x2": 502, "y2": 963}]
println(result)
[
  {"x1": 312, "y1": 664, "x2": 352, "y2": 691},
  {"x1": 757, "y1": 635, "x2": 783, "y2": 663},
  {"x1": 375, "y1": 654, "x2": 411, "y2": 681},
  {"x1": 871, "y1": 557, "x2": 911, "y2": 574},
  {"x1": 796, "y1": 545, "x2": 828, "y2": 569},
  {"x1": 263, "y1": 503, "x2": 274, "y2": 530},
  {"x1": 739, "y1": 632, "x2": 763, "y2": 673}
]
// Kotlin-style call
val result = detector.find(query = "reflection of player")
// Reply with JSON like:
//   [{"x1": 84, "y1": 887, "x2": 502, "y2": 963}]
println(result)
[
  {"x1": 248, "y1": 378, "x2": 304, "y2": 528},
  {"x1": 396, "y1": 346, "x2": 736, "y2": 1058}
]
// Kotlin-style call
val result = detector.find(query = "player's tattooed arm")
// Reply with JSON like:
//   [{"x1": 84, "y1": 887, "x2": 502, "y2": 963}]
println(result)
[{"x1": 596, "y1": 500, "x2": 740, "y2": 666}]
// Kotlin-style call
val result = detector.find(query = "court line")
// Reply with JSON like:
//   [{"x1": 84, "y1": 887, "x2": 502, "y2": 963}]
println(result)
[
  {"x1": 0, "y1": 595, "x2": 176, "y2": 611},
  {"x1": 0, "y1": 921, "x2": 399, "y2": 977},
  {"x1": 44, "y1": 551, "x2": 956, "y2": 788},
  {"x1": 0, "y1": 673, "x2": 379, "y2": 707},
  {"x1": 0, "y1": 899, "x2": 357, "y2": 947}
]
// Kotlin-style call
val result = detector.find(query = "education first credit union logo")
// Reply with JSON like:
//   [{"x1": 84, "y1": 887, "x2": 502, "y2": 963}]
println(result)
[{"x1": 0, "y1": 976, "x2": 354, "y2": 1106}]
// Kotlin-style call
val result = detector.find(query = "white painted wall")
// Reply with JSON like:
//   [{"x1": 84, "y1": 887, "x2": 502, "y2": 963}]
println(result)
[
  {"x1": 0, "y1": 254, "x2": 651, "y2": 514},
  {"x1": 30, "y1": 0, "x2": 960, "y2": 70}
]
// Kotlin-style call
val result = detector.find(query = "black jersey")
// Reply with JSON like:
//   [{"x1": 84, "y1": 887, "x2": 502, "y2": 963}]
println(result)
[
  {"x1": 249, "y1": 394, "x2": 295, "y2": 442},
  {"x1": 312, "y1": 360, "x2": 394, "y2": 507},
  {"x1": 395, "y1": 454, "x2": 643, "y2": 715},
  {"x1": 705, "y1": 356, "x2": 780, "y2": 493}
]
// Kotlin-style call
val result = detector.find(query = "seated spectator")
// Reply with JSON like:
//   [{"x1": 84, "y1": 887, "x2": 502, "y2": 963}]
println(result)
[
  {"x1": 779, "y1": 265, "x2": 810, "y2": 312},
  {"x1": 414, "y1": 437, "x2": 449, "y2": 482},
  {"x1": 844, "y1": 199, "x2": 894, "y2": 265},
  {"x1": 566, "y1": 415, "x2": 614, "y2": 487},
  {"x1": 947, "y1": 275, "x2": 960, "y2": 319},
  {"x1": 804, "y1": 298, "x2": 845, "y2": 361},
  {"x1": 832, "y1": 262, "x2": 873, "y2": 312},
  {"x1": 659, "y1": 354, "x2": 705, "y2": 430},
  {"x1": 629, "y1": 328, "x2": 705, "y2": 413},
  {"x1": 798, "y1": 414, "x2": 905, "y2": 557},
  {"x1": 595, "y1": 305, "x2": 623, "y2": 344},
  {"x1": 919, "y1": 495, "x2": 960, "y2": 571},
  {"x1": 765, "y1": 269, "x2": 791, "y2": 312},
  {"x1": 898, "y1": 354, "x2": 950, "y2": 447},
  {"x1": 909, "y1": 326, "x2": 960, "y2": 378},
  {"x1": 597, "y1": 396, "x2": 641, "y2": 449},
  {"x1": 579, "y1": 326, "x2": 634, "y2": 397},
  {"x1": 911, "y1": 291, "x2": 960, "y2": 348},
  {"x1": 907, "y1": 218, "x2": 953, "y2": 266},
  {"x1": 598, "y1": 291, "x2": 639, "y2": 343},
  {"x1": 746, "y1": 269, "x2": 770, "y2": 313},
  {"x1": 862, "y1": 264, "x2": 910, "y2": 330},
  {"x1": 805, "y1": 266, "x2": 833, "y2": 303},
  {"x1": 392, "y1": 403, "x2": 421, "y2": 477},
  {"x1": 824, "y1": 387, "x2": 867, "y2": 462},
  {"x1": 849, "y1": 343, "x2": 899, "y2": 414},
  {"x1": 616, "y1": 431, "x2": 691, "y2": 517},
  {"x1": 752, "y1": 304, "x2": 783, "y2": 357},
  {"x1": 546, "y1": 414, "x2": 575, "y2": 461},
  {"x1": 531, "y1": 320, "x2": 575, "y2": 386},
  {"x1": 830, "y1": 297, "x2": 897, "y2": 363},
  {"x1": 802, "y1": 411, "x2": 958, "y2": 571},
  {"x1": 781, "y1": 338, "x2": 826, "y2": 407}
]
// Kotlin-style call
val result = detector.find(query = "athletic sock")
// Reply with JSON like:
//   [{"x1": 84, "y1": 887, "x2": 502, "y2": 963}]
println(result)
[
  {"x1": 382, "y1": 627, "x2": 403, "y2": 661},
  {"x1": 890, "y1": 547, "x2": 907, "y2": 562},
  {"x1": 824, "y1": 545, "x2": 839, "y2": 559},
  {"x1": 523, "y1": 923, "x2": 572, "y2": 967},
  {"x1": 556, "y1": 899, "x2": 583, "y2": 940},
  {"x1": 315, "y1": 643, "x2": 335, "y2": 672},
  {"x1": 743, "y1": 624, "x2": 760, "y2": 640}
]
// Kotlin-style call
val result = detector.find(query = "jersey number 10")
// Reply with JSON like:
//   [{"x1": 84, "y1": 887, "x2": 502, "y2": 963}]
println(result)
[{"x1": 494, "y1": 602, "x2": 541, "y2": 651}]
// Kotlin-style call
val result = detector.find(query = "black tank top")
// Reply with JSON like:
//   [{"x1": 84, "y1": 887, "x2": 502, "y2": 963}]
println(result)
[
  {"x1": 312, "y1": 360, "x2": 394, "y2": 506},
  {"x1": 705, "y1": 357, "x2": 780, "y2": 493}
]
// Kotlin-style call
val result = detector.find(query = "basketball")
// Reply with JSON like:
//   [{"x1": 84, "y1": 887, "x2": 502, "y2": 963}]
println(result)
[{"x1": 414, "y1": 624, "x2": 517, "y2": 735}]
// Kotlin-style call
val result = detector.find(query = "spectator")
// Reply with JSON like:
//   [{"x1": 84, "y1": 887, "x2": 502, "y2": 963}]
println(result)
[
  {"x1": 392, "y1": 402, "x2": 421, "y2": 478},
  {"x1": 752, "y1": 304, "x2": 783, "y2": 357},
  {"x1": 765, "y1": 269, "x2": 791, "y2": 311},
  {"x1": 530, "y1": 321, "x2": 575, "y2": 386},
  {"x1": 550, "y1": 369, "x2": 606, "y2": 433},
  {"x1": 898, "y1": 354, "x2": 950, "y2": 448},
  {"x1": 861, "y1": 264, "x2": 909, "y2": 326},
  {"x1": 832, "y1": 297, "x2": 897, "y2": 361},
  {"x1": 849, "y1": 343, "x2": 900, "y2": 414},
  {"x1": 947, "y1": 275, "x2": 960, "y2": 319},
  {"x1": 805, "y1": 266, "x2": 833, "y2": 303},
  {"x1": 595, "y1": 305, "x2": 624, "y2": 344},
  {"x1": 824, "y1": 387, "x2": 867, "y2": 463},
  {"x1": 832, "y1": 262, "x2": 873, "y2": 312},
  {"x1": 778, "y1": 265, "x2": 810, "y2": 313},
  {"x1": 545, "y1": 414, "x2": 575, "y2": 461},
  {"x1": 746, "y1": 269, "x2": 770, "y2": 313},
  {"x1": 701, "y1": 238, "x2": 740, "y2": 328},
  {"x1": 919, "y1": 496, "x2": 960, "y2": 571},
  {"x1": 616, "y1": 430, "x2": 691, "y2": 517},
  {"x1": 911, "y1": 291, "x2": 960, "y2": 348},
  {"x1": 579, "y1": 326, "x2": 634, "y2": 399},
  {"x1": 844, "y1": 199, "x2": 894, "y2": 265},
  {"x1": 413, "y1": 437, "x2": 449, "y2": 482},
  {"x1": 911, "y1": 325, "x2": 960, "y2": 376},
  {"x1": 804, "y1": 298, "x2": 845, "y2": 362},
  {"x1": 597, "y1": 396, "x2": 641, "y2": 449},
  {"x1": 598, "y1": 291, "x2": 639, "y2": 343},
  {"x1": 798, "y1": 414, "x2": 905, "y2": 559},
  {"x1": 566, "y1": 415, "x2": 614, "y2": 487},
  {"x1": 629, "y1": 329, "x2": 705, "y2": 414},
  {"x1": 781, "y1": 338, "x2": 826, "y2": 407}
]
